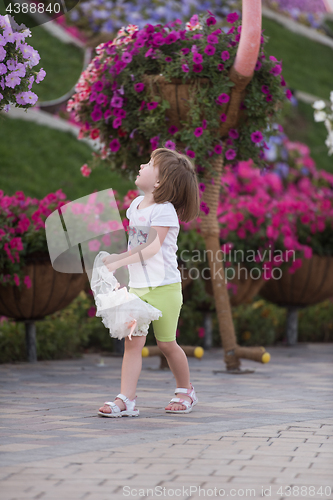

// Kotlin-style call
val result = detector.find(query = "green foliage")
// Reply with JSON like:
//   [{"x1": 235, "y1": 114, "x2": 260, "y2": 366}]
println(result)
[{"x1": 0, "y1": 291, "x2": 107, "y2": 362}]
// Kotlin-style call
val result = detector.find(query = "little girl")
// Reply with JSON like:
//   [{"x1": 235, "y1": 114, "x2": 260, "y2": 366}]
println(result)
[{"x1": 98, "y1": 147, "x2": 200, "y2": 417}]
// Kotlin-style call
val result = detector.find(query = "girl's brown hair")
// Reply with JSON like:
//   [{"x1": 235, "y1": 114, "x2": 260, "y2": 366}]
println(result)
[{"x1": 151, "y1": 148, "x2": 200, "y2": 223}]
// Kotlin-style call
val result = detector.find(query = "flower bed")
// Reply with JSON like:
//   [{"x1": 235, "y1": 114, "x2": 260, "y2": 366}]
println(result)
[{"x1": 263, "y1": 0, "x2": 328, "y2": 29}]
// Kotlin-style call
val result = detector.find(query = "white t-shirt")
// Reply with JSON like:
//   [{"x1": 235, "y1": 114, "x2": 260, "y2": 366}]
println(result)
[{"x1": 126, "y1": 196, "x2": 181, "y2": 288}]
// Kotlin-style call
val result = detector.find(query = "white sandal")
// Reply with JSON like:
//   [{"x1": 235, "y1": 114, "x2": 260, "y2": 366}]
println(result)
[
  {"x1": 98, "y1": 393, "x2": 139, "y2": 418},
  {"x1": 165, "y1": 383, "x2": 198, "y2": 414}
]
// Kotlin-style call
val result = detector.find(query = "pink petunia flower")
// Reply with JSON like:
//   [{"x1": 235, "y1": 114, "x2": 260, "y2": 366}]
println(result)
[
  {"x1": 220, "y1": 113, "x2": 227, "y2": 122},
  {"x1": 261, "y1": 85, "x2": 270, "y2": 94},
  {"x1": 181, "y1": 48, "x2": 190, "y2": 55},
  {"x1": 286, "y1": 89, "x2": 292, "y2": 100},
  {"x1": 214, "y1": 144, "x2": 222, "y2": 154},
  {"x1": 194, "y1": 127, "x2": 203, "y2": 137},
  {"x1": 182, "y1": 64, "x2": 189, "y2": 73},
  {"x1": 134, "y1": 83, "x2": 144, "y2": 92},
  {"x1": 221, "y1": 50, "x2": 230, "y2": 61},
  {"x1": 80, "y1": 164, "x2": 91, "y2": 177},
  {"x1": 255, "y1": 60, "x2": 262, "y2": 71},
  {"x1": 147, "y1": 102, "x2": 158, "y2": 110},
  {"x1": 204, "y1": 45, "x2": 216, "y2": 56},
  {"x1": 109, "y1": 138, "x2": 121, "y2": 152},
  {"x1": 207, "y1": 17, "x2": 216, "y2": 26},
  {"x1": 186, "y1": 150, "x2": 195, "y2": 158},
  {"x1": 165, "y1": 140, "x2": 176, "y2": 150},
  {"x1": 113, "y1": 117, "x2": 122, "y2": 128},
  {"x1": 207, "y1": 34, "x2": 218, "y2": 44},
  {"x1": 168, "y1": 125, "x2": 178, "y2": 135},
  {"x1": 225, "y1": 149, "x2": 236, "y2": 160},
  {"x1": 229, "y1": 129, "x2": 239, "y2": 140},
  {"x1": 24, "y1": 275, "x2": 32, "y2": 289},
  {"x1": 217, "y1": 63, "x2": 224, "y2": 71},
  {"x1": 217, "y1": 93, "x2": 230, "y2": 104},
  {"x1": 165, "y1": 56, "x2": 172, "y2": 62},
  {"x1": 202, "y1": 120, "x2": 207, "y2": 129},
  {"x1": 193, "y1": 52, "x2": 203, "y2": 64},
  {"x1": 270, "y1": 65, "x2": 282, "y2": 76},
  {"x1": 193, "y1": 64, "x2": 203, "y2": 73},
  {"x1": 226, "y1": 12, "x2": 239, "y2": 23},
  {"x1": 251, "y1": 131, "x2": 263, "y2": 143}
]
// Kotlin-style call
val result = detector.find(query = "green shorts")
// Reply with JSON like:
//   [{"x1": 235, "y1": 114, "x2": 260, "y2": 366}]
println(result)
[{"x1": 129, "y1": 282, "x2": 183, "y2": 342}]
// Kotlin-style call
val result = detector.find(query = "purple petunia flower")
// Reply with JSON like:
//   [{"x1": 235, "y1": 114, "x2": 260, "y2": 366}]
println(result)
[
  {"x1": 255, "y1": 60, "x2": 262, "y2": 71},
  {"x1": 165, "y1": 33, "x2": 178, "y2": 45},
  {"x1": 15, "y1": 92, "x2": 26, "y2": 105},
  {"x1": 7, "y1": 59, "x2": 17, "y2": 71},
  {"x1": 220, "y1": 113, "x2": 227, "y2": 122},
  {"x1": 134, "y1": 82, "x2": 145, "y2": 92},
  {"x1": 181, "y1": 48, "x2": 190, "y2": 55},
  {"x1": 182, "y1": 64, "x2": 189, "y2": 73},
  {"x1": 207, "y1": 34, "x2": 218, "y2": 44},
  {"x1": 0, "y1": 46, "x2": 6, "y2": 62},
  {"x1": 270, "y1": 65, "x2": 282, "y2": 76},
  {"x1": 0, "y1": 63, "x2": 7, "y2": 75},
  {"x1": 217, "y1": 93, "x2": 230, "y2": 105},
  {"x1": 251, "y1": 131, "x2": 263, "y2": 143},
  {"x1": 21, "y1": 91, "x2": 38, "y2": 105},
  {"x1": 227, "y1": 12, "x2": 239, "y2": 23},
  {"x1": 147, "y1": 102, "x2": 158, "y2": 110},
  {"x1": 206, "y1": 17, "x2": 216, "y2": 26},
  {"x1": 193, "y1": 64, "x2": 203, "y2": 73},
  {"x1": 199, "y1": 182, "x2": 206, "y2": 192},
  {"x1": 286, "y1": 89, "x2": 292, "y2": 100},
  {"x1": 121, "y1": 52, "x2": 132, "y2": 64},
  {"x1": 118, "y1": 109, "x2": 126, "y2": 119},
  {"x1": 200, "y1": 201, "x2": 210, "y2": 215},
  {"x1": 261, "y1": 85, "x2": 270, "y2": 94},
  {"x1": 134, "y1": 39, "x2": 145, "y2": 49},
  {"x1": 5, "y1": 73, "x2": 21, "y2": 88},
  {"x1": 214, "y1": 144, "x2": 223, "y2": 154},
  {"x1": 104, "y1": 109, "x2": 112, "y2": 121},
  {"x1": 217, "y1": 63, "x2": 224, "y2": 71},
  {"x1": 221, "y1": 51, "x2": 230, "y2": 61},
  {"x1": 165, "y1": 56, "x2": 172, "y2": 62},
  {"x1": 165, "y1": 140, "x2": 176, "y2": 150},
  {"x1": 168, "y1": 126, "x2": 178, "y2": 135},
  {"x1": 225, "y1": 149, "x2": 236, "y2": 160},
  {"x1": 193, "y1": 52, "x2": 203, "y2": 64},
  {"x1": 111, "y1": 95, "x2": 123, "y2": 108},
  {"x1": 204, "y1": 45, "x2": 215, "y2": 56},
  {"x1": 229, "y1": 129, "x2": 239, "y2": 140},
  {"x1": 194, "y1": 127, "x2": 203, "y2": 137},
  {"x1": 266, "y1": 95, "x2": 273, "y2": 102},
  {"x1": 109, "y1": 138, "x2": 121, "y2": 152},
  {"x1": 152, "y1": 33, "x2": 164, "y2": 46},
  {"x1": 145, "y1": 48, "x2": 155, "y2": 58},
  {"x1": 113, "y1": 117, "x2": 122, "y2": 128},
  {"x1": 91, "y1": 109, "x2": 103, "y2": 121},
  {"x1": 186, "y1": 150, "x2": 195, "y2": 158},
  {"x1": 92, "y1": 81, "x2": 103, "y2": 92},
  {"x1": 36, "y1": 68, "x2": 46, "y2": 83}
]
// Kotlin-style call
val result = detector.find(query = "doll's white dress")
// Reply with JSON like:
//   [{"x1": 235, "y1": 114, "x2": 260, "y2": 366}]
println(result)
[{"x1": 90, "y1": 251, "x2": 162, "y2": 340}]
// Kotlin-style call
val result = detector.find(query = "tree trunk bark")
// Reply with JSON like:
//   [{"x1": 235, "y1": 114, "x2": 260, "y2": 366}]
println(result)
[{"x1": 199, "y1": 156, "x2": 240, "y2": 370}]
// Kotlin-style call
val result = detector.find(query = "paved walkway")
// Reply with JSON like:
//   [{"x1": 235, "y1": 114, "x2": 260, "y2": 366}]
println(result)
[{"x1": 0, "y1": 344, "x2": 332, "y2": 500}]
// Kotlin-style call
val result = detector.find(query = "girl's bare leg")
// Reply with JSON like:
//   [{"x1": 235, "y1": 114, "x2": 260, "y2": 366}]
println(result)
[
  {"x1": 99, "y1": 335, "x2": 146, "y2": 413},
  {"x1": 156, "y1": 340, "x2": 192, "y2": 411}
]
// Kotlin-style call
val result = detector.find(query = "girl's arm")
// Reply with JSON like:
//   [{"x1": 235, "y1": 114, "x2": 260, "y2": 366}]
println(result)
[{"x1": 102, "y1": 226, "x2": 169, "y2": 272}]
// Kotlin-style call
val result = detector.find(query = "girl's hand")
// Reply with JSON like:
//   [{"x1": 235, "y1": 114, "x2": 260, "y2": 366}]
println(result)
[{"x1": 102, "y1": 254, "x2": 119, "y2": 273}]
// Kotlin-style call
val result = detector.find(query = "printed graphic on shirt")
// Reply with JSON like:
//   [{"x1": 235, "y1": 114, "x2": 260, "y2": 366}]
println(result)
[{"x1": 128, "y1": 226, "x2": 149, "y2": 249}]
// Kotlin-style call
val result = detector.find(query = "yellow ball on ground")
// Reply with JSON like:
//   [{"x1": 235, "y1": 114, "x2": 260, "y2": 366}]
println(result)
[
  {"x1": 194, "y1": 346, "x2": 204, "y2": 359},
  {"x1": 262, "y1": 352, "x2": 271, "y2": 363},
  {"x1": 141, "y1": 347, "x2": 149, "y2": 357}
]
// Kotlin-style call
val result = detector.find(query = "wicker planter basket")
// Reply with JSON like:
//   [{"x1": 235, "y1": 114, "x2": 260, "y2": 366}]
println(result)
[
  {"x1": 0, "y1": 252, "x2": 87, "y2": 320},
  {"x1": 259, "y1": 255, "x2": 333, "y2": 307}
]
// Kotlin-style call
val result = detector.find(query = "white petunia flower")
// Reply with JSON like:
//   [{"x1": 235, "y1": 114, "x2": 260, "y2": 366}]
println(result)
[
  {"x1": 314, "y1": 110, "x2": 326, "y2": 122},
  {"x1": 312, "y1": 100, "x2": 326, "y2": 110}
]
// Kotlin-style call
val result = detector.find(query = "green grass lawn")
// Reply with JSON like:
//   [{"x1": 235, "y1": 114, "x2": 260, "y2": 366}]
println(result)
[
  {"x1": 0, "y1": 9, "x2": 84, "y2": 102},
  {"x1": 262, "y1": 17, "x2": 333, "y2": 100},
  {"x1": 281, "y1": 101, "x2": 333, "y2": 173},
  {"x1": 0, "y1": 115, "x2": 135, "y2": 200}
]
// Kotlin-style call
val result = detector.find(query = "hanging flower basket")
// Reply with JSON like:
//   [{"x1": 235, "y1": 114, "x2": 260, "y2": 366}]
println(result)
[
  {"x1": 0, "y1": 252, "x2": 87, "y2": 320},
  {"x1": 259, "y1": 255, "x2": 333, "y2": 307}
]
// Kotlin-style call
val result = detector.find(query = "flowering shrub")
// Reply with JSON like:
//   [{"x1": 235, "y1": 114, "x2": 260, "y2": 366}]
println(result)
[
  {"x1": 178, "y1": 134, "x2": 333, "y2": 278},
  {"x1": 0, "y1": 189, "x2": 67, "y2": 289},
  {"x1": 67, "y1": 0, "x2": 241, "y2": 37},
  {"x1": 0, "y1": 14, "x2": 46, "y2": 112},
  {"x1": 68, "y1": 12, "x2": 289, "y2": 179},
  {"x1": 313, "y1": 93, "x2": 333, "y2": 156}
]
